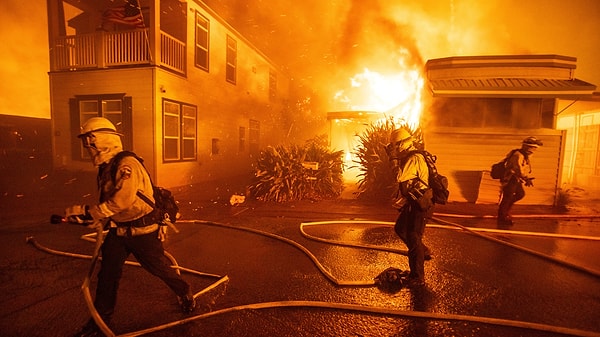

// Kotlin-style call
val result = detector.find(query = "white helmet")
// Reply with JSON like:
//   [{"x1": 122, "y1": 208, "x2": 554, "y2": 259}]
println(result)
[
  {"x1": 78, "y1": 117, "x2": 122, "y2": 138},
  {"x1": 78, "y1": 117, "x2": 123, "y2": 166}
]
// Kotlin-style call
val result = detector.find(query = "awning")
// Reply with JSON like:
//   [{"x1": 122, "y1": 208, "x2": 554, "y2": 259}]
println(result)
[{"x1": 428, "y1": 77, "x2": 597, "y2": 98}]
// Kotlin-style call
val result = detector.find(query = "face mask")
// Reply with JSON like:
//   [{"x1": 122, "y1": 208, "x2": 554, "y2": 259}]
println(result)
[
  {"x1": 80, "y1": 132, "x2": 123, "y2": 166},
  {"x1": 80, "y1": 133, "x2": 97, "y2": 149}
]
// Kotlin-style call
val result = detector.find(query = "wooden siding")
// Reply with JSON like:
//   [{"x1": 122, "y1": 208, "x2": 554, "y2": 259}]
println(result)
[
  {"x1": 48, "y1": 1, "x2": 291, "y2": 189},
  {"x1": 49, "y1": 68, "x2": 155, "y2": 173},
  {"x1": 424, "y1": 128, "x2": 564, "y2": 205}
]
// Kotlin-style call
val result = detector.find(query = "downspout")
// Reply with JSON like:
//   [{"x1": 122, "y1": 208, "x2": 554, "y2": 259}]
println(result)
[{"x1": 150, "y1": 0, "x2": 159, "y2": 184}]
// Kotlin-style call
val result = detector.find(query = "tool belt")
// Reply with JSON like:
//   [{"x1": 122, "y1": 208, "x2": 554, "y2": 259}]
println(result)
[
  {"x1": 114, "y1": 223, "x2": 159, "y2": 237},
  {"x1": 112, "y1": 214, "x2": 159, "y2": 237}
]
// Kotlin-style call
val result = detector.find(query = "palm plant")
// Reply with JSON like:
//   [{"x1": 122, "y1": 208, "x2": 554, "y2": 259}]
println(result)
[
  {"x1": 248, "y1": 135, "x2": 344, "y2": 202},
  {"x1": 352, "y1": 119, "x2": 398, "y2": 201}
]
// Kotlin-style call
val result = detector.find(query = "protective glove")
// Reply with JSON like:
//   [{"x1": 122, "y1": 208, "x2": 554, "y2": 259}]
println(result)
[
  {"x1": 392, "y1": 196, "x2": 408, "y2": 210},
  {"x1": 158, "y1": 225, "x2": 168, "y2": 242},
  {"x1": 64, "y1": 204, "x2": 93, "y2": 224},
  {"x1": 86, "y1": 205, "x2": 108, "y2": 229},
  {"x1": 86, "y1": 220, "x2": 106, "y2": 230},
  {"x1": 524, "y1": 177, "x2": 535, "y2": 187}
]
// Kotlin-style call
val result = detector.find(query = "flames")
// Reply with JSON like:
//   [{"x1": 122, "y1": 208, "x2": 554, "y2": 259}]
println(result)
[
  {"x1": 329, "y1": 55, "x2": 425, "y2": 176},
  {"x1": 334, "y1": 61, "x2": 424, "y2": 130}
]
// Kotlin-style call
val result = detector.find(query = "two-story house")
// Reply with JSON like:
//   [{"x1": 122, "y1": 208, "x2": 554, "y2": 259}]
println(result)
[{"x1": 46, "y1": 0, "x2": 290, "y2": 187}]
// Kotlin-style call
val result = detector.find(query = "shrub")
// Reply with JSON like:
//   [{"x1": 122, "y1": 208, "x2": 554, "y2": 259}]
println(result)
[
  {"x1": 352, "y1": 119, "x2": 420, "y2": 202},
  {"x1": 248, "y1": 135, "x2": 344, "y2": 202},
  {"x1": 352, "y1": 119, "x2": 398, "y2": 201}
]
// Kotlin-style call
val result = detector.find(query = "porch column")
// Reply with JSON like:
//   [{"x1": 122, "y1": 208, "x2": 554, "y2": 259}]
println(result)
[
  {"x1": 95, "y1": 30, "x2": 106, "y2": 68},
  {"x1": 149, "y1": 0, "x2": 159, "y2": 65}
]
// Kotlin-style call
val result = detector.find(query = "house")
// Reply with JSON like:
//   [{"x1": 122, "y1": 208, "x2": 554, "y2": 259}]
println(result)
[
  {"x1": 46, "y1": 0, "x2": 290, "y2": 187},
  {"x1": 556, "y1": 93, "x2": 600, "y2": 194},
  {"x1": 0, "y1": 114, "x2": 52, "y2": 174},
  {"x1": 424, "y1": 54, "x2": 597, "y2": 205}
]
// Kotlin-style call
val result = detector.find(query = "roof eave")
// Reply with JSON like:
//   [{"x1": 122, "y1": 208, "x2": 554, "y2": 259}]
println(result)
[{"x1": 429, "y1": 89, "x2": 596, "y2": 99}]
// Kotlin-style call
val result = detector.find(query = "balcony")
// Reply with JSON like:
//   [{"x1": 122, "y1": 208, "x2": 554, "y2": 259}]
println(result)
[{"x1": 51, "y1": 29, "x2": 185, "y2": 75}]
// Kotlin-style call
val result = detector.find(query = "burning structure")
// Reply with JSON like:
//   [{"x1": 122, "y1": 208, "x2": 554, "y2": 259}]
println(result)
[
  {"x1": 43, "y1": 0, "x2": 600, "y2": 204},
  {"x1": 328, "y1": 54, "x2": 597, "y2": 205}
]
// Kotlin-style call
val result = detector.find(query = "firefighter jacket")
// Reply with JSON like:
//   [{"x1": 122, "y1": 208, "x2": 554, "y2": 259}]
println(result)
[
  {"x1": 91, "y1": 154, "x2": 155, "y2": 224},
  {"x1": 397, "y1": 151, "x2": 429, "y2": 197},
  {"x1": 504, "y1": 149, "x2": 532, "y2": 183}
]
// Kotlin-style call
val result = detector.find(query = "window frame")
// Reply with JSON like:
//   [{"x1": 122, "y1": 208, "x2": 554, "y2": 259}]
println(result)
[
  {"x1": 194, "y1": 11, "x2": 209, "y2": 71},
  {"x1": 269, "y1": 70, "x2": 277, "y2": 101},
  {"x1": 249, "y1": 119, "x2": 260, "y2": 155},
  {"x1": 226, "y1": 35, "x2": 237, "y2": 84},
  {"x1": 70, "y1": 94, "x2": 130, "y2": 161},
  {"x1": 162, "y1": 98, "x2": 197, "y2": 162}
]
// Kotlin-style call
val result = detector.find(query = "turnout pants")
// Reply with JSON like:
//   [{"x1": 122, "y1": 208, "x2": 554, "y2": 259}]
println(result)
[
  {"x1": 94, "y1": 228, "x2": 190, "y2": 322},
  {"x1": 498, "y1": 176, "x2": 525, "y2": 221},
  {"x1": 394, "y1": 204, "x2": 427, "y2": 281}
]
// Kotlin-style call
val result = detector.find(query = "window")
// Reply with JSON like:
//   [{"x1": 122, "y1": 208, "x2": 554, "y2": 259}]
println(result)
[
  {"x1": 239, "y1": 126, "x2": 246, "y2": 152},
  {"x1": 269, "y1": 70, "x2": 277, "y2": 101},
  {"x1": 249, "y1": 119, "x2": 259, "y2": 155},
  {"x1": 226, "y1": 35, "x2": 237, "y2": 84},
  {"x1": 79, "y1": 99, "x2": 123, "y2": 133},
  {"x1": 70, "y1": 94, "x2": 131, "y2": 160},
  {"x1": 211, "y1": 138, "x2": 220, "y2": 155},
  {"x1": 194, "y1": 12, "x2": 209, "y2": 71},
  {"x1": 163, "y1": 99, "x2": 197, "y2": 162}
]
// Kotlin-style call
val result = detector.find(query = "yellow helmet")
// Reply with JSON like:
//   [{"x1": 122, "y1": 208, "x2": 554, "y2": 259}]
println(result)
[{"x1": 389, "y1": 127, "x2": 413, "y2": 144}]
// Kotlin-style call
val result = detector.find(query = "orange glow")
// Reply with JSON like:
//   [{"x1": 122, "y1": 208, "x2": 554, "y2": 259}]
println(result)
[
  {"x1": 334, "y1": 61, "x2": 424, "y2": 130},
  {"x1": 329, "y1": 53, "x2": 426, "y2": 184}
]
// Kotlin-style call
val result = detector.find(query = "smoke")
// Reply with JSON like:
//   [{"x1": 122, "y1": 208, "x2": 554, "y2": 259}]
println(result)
[
  {"x1": 1, "y1": 0, "x2": 598, "y2": 119},
  {"x1": 0, "y1": 1, "x2": 50, "y2": 119},
  {"x1": 205, "y1": 0, "x2": 600, "y2": 103}
]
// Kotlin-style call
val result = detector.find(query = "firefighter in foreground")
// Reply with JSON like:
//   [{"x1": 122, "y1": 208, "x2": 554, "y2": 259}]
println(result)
[
  {"x1": 67, "y1": 117, "x2": 195, "y2": 337},
  {"x1": 498, "y1": 136, "x2": 543, "y2": 226},
  {"x1": 387, "y1": 127, "x2": 433, "y2": 287}
]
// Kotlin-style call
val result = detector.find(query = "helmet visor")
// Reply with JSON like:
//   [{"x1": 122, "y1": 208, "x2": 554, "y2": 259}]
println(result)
[{"x1": 79, "y1": 132, "x2": 97, "y2": 149}]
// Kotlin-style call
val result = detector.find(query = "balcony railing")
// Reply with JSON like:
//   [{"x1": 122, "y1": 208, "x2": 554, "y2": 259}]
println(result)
[
  {"x1": 52, "y1": 29, "x2": 185, "y2": 74},
  {"x1": 160, "y1": 31, "x2": 186, "y2": 73}
]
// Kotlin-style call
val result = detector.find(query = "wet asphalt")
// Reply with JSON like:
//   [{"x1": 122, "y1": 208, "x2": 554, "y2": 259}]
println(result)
[{"x1": 1, "y1": 171, "x2": 600, "y2": 337}]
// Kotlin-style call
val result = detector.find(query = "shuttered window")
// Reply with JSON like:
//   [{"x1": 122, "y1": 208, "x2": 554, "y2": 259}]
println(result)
[{"x1": 70, "y1": 94, "x2": 131, "y2": 161}]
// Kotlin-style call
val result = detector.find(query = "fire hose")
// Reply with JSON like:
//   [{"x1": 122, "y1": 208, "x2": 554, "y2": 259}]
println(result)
[
  {"x1": 429, "y1": 216, "x2": 600, "y2": 279},
  {"x1": 118, "y1": 300, "x2": 600, "y2": 337},
  {"x1": 298, "y1": 218, "x2": 600, "y2": 279},
  {"x1": 28, "y1": 217, "x2": 600, "y2": 336},
  {"x1": 26, "y1": 222, "x2": 229, "y2": 337},
  {"x1": 82, "y1": 222, "x2": 113, "y2": 336}
]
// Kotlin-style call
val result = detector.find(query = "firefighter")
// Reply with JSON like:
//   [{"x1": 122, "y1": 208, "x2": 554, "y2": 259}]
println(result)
[
  {"x1": 387, "y1": 127, "x2": 433, "y2": 288},
  {"x1": 67, "y1": 117, "x2": 195, "y2": 337},
  {"x1": 498, "y1": 136, "x2": 543, "y2": 227}
]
